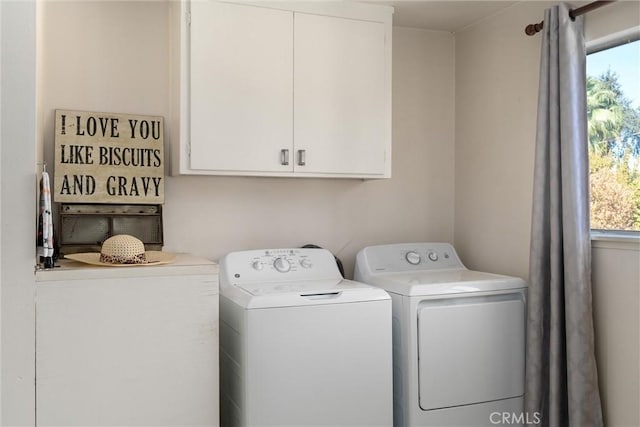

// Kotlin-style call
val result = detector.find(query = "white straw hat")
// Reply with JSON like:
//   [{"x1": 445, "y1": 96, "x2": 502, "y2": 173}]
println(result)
[{"x1": 65, "y1": 234, "x2": 174, "y2": 267}]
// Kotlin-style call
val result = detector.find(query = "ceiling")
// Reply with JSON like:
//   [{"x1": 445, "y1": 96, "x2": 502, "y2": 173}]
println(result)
[{"x1": 371, "y1": 1, "x2": 519, "y2": 32}]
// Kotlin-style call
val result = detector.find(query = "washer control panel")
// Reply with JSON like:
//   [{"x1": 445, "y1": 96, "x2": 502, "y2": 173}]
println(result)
[
  {"x1": 357, "y1": 243, "x2": 464, "y2": 273},
  {"x1": 221, "y1": 248, "x2": 340, "y2": 285},
  {"x1": 249, "y1": 249, "x2": 313, "y2": 274}
]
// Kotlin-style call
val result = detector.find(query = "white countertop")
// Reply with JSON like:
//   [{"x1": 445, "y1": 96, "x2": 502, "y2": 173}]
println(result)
[{"x1": 36, "y1": 253, "x2": 218, "y2": 282}]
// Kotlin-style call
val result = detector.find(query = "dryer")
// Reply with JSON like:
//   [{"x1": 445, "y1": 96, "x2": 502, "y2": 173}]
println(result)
[
  {"x1": 354, "y1": 243, "x2": 527, "y2": 427},
  {"x1": 219, "y1": 248, "x2": 393, "y2": 427}
]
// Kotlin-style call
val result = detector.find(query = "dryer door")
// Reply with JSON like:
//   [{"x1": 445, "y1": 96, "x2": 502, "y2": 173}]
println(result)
[{"x1": 417, "y1": 292, "x2": 525, "y2": 410}]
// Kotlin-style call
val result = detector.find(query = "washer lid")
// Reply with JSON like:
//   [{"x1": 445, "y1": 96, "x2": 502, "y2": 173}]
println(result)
[
  {"x1": 363, "y1": 269, "x2": 527, "y2": 296},
  {"x1": 224, "y1": 278, "x2": 390, "y2": 309},
  {"x1": 237, "y1": 278, "x2": 361, "y2": 296}
]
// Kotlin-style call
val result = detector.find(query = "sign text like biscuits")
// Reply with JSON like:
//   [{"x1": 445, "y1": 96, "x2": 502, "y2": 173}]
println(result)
[{"x1": 54, "y1": 110, "x2": 164, "y2": 204}]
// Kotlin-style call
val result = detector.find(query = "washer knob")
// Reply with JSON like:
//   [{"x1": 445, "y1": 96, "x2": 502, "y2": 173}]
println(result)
[
  {"x1": 273, "y1": 257, "x2": 291, "y2": 273},
  {"x1": 428, "y1": 251, "x2": 439, "y2": 262},
  {"x1": 300, "y1": 258, "x2": 312, "y2": 269},
  {"x1": 252, "y1": 260, "x2": 263, "y2": 271},
  {"x1": 405, "y1": 251, "x2": 421, "y2": 265}
]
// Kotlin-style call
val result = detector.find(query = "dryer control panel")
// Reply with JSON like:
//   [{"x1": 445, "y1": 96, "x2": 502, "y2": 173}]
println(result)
[
  {"x1": 356, "y1": 243, "x2": 465, "y2": 274},
  {"x1": 220, "y1": 248, "x2": 342, "y2": 285}
]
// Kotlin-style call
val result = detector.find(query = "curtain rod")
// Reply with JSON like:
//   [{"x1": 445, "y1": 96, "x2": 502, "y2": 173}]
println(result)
[{"x1": 524, "y1": 1, "x2": 616, "y2": 36}]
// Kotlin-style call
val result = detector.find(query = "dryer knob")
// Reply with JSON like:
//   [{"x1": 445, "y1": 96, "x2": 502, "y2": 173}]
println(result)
[
  {"x1": 405, "y1": 251, "x2": 421, "y2": 265},
  {"x1": 252, "y1": 260, "x2": 263, "y2": 271},
  {"x1": 300, "y1": 258, "x2": 313, "y2": 269},
  {"x1": 273, "y1": 257, "x2": 291, "y2": 273},
  {"x1": 428, "y1": 251, "x2": 439, "y2": 262}
]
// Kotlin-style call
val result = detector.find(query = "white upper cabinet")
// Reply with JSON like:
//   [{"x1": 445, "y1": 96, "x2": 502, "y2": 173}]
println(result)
[{"x1": 171, "y1": 1, "x2": 393, "y2": 178}]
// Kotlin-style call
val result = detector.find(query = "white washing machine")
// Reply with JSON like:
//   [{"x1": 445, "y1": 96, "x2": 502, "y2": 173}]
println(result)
[
  {"x1": 219, "y1": 248, "x2": 393, "y2": 427},
  {"x1": 354, "y1": 243, "x2": 527, "y2": 427}
]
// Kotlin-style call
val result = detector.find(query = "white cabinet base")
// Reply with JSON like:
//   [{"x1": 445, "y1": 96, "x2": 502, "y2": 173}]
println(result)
[{"x1": 35, "y1": 255, "x2": 219, "y2": 426}]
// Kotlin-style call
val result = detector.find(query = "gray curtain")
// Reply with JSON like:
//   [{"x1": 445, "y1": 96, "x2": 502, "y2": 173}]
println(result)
[{"x1": 525, "y1": 3, "x2": 603, "y2": 427}]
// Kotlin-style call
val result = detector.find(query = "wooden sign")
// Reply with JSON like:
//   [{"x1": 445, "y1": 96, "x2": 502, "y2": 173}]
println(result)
[{"x1": 54, "y1": 110, "x2": 164, "y2": 204}]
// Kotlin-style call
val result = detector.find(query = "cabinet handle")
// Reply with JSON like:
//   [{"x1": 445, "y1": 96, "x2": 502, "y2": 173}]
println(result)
[
  {"x1": 297, "y1": 149, "x2": 306, "y2": 166},
  {"x1": 281, "y1": 149, "x2": 289, "y2": 166}
]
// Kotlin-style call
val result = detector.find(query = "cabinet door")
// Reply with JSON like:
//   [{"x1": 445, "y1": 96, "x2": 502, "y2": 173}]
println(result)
[
  {"x1": 294, "y1": 13, "x2": 389, "y2": 176},
  {"x1": 36, "y1": 274, "x2": 219, "y2": 426},
  {"x1": 189, "y1": 2, "x2": 293, "y2": 172}
]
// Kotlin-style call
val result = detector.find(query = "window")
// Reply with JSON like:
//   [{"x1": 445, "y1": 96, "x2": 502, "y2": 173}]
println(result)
[{"x1": 587, "y1": 32, "x2": 640, "y2": 232}]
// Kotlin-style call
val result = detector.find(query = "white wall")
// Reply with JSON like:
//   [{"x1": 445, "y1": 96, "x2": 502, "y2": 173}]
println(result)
[
  {"x1": 1, "y1": 1, "x2": 37, "y2": 425},
  {"x1": 455, "y1": 2, "x2": 640, "y2": 425},
  {"x1": 454, "y1": 1, "x2": 550, "y2": 278},
  {"x1": 1, "y1": 2, "x2": 3, "y2": 421},
  {"x1": 39, "y1": 1, "x2": 456, "y2": 278},
  {"x1": 591, "y1": 240, "x2": 640, "y2": 426},
  {"x1": 0, "y1": 2, "x2": 3, "y2": 421}
]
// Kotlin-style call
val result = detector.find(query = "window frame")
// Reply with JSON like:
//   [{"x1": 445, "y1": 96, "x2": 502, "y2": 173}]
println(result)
[{"x1": 586, "y1": 26, "x2": 640, "y2": 242}]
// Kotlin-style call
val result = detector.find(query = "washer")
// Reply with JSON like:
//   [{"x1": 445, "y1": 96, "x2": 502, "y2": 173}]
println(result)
[
  {"x1": 219, "y1": 248, "x2": 393, "y2": 427},
  {"x1": 354, "y1": 243, "x2": 527, "y2": 427}
]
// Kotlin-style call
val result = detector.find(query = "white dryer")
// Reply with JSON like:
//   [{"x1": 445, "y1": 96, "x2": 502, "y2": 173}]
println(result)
[
  {"x1": 354, "y1": 243, "x2": 527, "y2": 427},
  {"x1": 219, "y1": 248, "x2": 393, "y2": 427}
]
